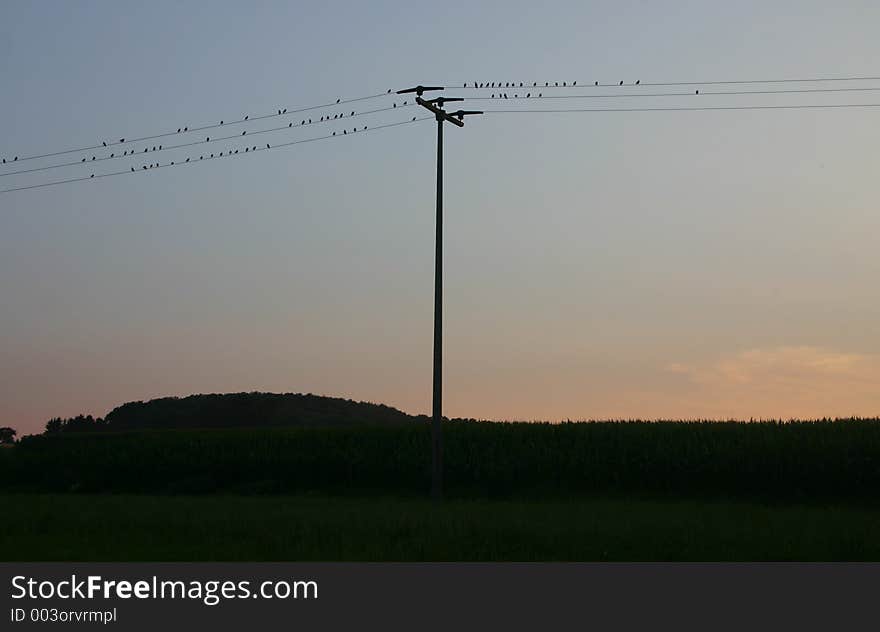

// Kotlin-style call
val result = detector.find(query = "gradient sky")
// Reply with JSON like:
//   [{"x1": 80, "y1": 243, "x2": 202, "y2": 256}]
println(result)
[{"x1": 2, "y1": 1, "x2": 880, "y2": 435}]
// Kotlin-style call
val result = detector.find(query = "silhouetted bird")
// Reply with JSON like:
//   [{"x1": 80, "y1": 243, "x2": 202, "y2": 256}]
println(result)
[
  {"x1": 81, "y1": 158, "x2": 85, "y2": 162},
  {"x1": 102, "y1": 141, "x2": 107, "y2": 147},
  {"x1": 234, "y1": 150, "x2": 238, "y2": 154},
  {"x1": 388, "y1": 89, "x2": 392, "y2": 93},
  {"x1": 573, "y1": 81, "x2": 577, "y2": 86},
  {"x1": 143, "y1": 166, "x2": 147, "y2": 170},
  {"x1": 244, "y1": 115, "x2": 248, "y2": 120},
  {"x1": 343, "y1": 129, "x2": 347, "y2": 134},
  {"x1": 695, "y1": 90, "x2": 700, "y2": 94},
  {"x1": 635, "y1": 80, "x2": 640, "y2": 85},
  {"x1": 289, "y1": 122, "x2": 292, "y2": 127},
  {"x1": 555, "y1": 82, "x2": 559, "y2": 87},
  {"x1": 110, "y1": 153, "x2": 114, "y2": 158},
  {"x1": 526, "y1": 93, "x2": 531, "y2": 98},
  {"x1": 90, "y1": 174, "x2": 94, "y2": 178},
  {"x1": 283, "y1": 108, "x2": 287, "y2": 113},
  {"x1": 152, "y1": 147, "x2": 156, "y2": 151},
  {"x1": 177, "y1": 128, "x2": 181, "y2": 133},
  {"x1": 242, "y1": 131, "x2": 247, "y2": 135},
  {"x1": 412, "y1": 116, "x2": 416, "y2": 121},
  {"x1": 533, "y1": 82, "x2": 537, "y2": 86},
  {"x1": 308, "y1": 118, "x2": 311, "y2": 123},
  {"x1": 266, "y1": 144, "x2": 270, "y2": 148},
  {"x1": 184, "y1": 127, "x2": 187, "y2": 131},
  {"x1": 206, "y1": 137, "x2": 210, "y2": 141},
  {"x1": 245, "y1": 147, "x2": 249, "y2": 152},
  {"x1": 595, "y1": 81, "x2": 599, "y2": 86},
  {"x1": 159, "y1": 145, "x2": 162, "y2": 150},
  {"x1": 351, "y1": 111, "x2": 354, "y2": 116},
  {"x1": 332, "y1": 132, "x2": 336, "y2": 136},
  {"x1": 186, "y1": 158, "x2": 190, "y2": 162},
  {"x1": 393, "y1": 103, "x2": 396, "y2": 107},
  {"x1": 92, "y1": 156, "x2": 96, "y2": 160},
  {"x1": 220, "y1": 120, "x2": 224, "y2": 125},
  {"x1": 278, "y1": 109, "x2": 282, "y2": 115},
  {"x1": 131, "y1": 167, "x2": 134, "y2": 172},
  {"x1": 211, "y1": 154, "x2": 214, "y2": 158},
  {"x1": 619, "y1": 80, "x2": 624, "y2": 85},
  {"x1": 171, "y1": 162, "x2": 174, "y2": 165}
]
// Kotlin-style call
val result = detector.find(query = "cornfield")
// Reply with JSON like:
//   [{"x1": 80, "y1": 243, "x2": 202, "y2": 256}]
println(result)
[{"x1": 3, "y1": 419, "x2": 880, "y2": 499}]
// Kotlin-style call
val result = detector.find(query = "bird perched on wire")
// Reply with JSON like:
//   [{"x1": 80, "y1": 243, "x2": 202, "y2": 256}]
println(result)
[
  {"x1": 131, "y1": 167, "x2": 134, "y2": 172},
  {"x1": 336, "y1": 98, "x2": 341, "y2": 103},
  {"x1": 102, "y1": 141, "x2": 107, "y2": 147},
  {"x1": 244, "y1": 115, "x2": 249, "y2": 120},
  {"x1": 619, "y1": 80, "x2": 624, "y2": 86},
  {"x1": 266, "y1": 143, "x2": 270, "y2": 148},
  {"x1": 242, "y1": 131, "x2": 247, "y2": 136},
  {"x1": 635, "y1": 80, "x2": 640, "y2": 85},
  {"x1": 120, "y1": 138, "x2": 125, "y2": 143}
]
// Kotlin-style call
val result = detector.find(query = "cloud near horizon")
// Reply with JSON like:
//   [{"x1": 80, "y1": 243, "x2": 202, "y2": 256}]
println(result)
[{"x1": 664, "y1": 346, "x2": 880, "y2": 419}]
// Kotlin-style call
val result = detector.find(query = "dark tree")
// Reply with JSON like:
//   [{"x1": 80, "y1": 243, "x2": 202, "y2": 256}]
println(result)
[{"x1": 0, "y1": 427, "x2": 16, "y2": 444}]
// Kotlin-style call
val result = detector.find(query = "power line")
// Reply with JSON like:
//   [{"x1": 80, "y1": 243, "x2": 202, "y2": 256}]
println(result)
[
  {"x1": 1, "y1": 104, "x2": 417, "y2": 178},
  {"x1": 481, "y1": 102, "x2": 880, "y2": 114},
  {"x1": 464, "y1": 86, "x2": 880, "y2": 101},
  {"x1": 455, "y1": 75, "x2": 880, "y2": 89},
  {"x1": 0, "y1": 116, "x2": 430, "y2": 195},
  {"x1": 1, "y1": 89, "x2": 398, "y2": 165}
]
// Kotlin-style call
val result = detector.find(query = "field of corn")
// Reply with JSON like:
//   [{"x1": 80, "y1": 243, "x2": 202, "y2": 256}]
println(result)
[{"x1": 4, "y1": 419, "x2": 880, "y2": 499}]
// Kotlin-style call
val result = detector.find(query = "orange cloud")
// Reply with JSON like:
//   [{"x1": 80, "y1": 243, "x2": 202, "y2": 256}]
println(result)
[{"x1": 664, "y1": 346, "x2": 880, "y2": 419}]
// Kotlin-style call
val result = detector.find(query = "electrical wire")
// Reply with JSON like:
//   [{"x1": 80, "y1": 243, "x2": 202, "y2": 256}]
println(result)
[
  {"x1": 481, "y1": 103, "x2": 880, "y2": 114},
  {"x1": 1, "y1": 104, "x2": 417, "y2": 178},
  {"x1": 1, "y1": 89, "x2": 398, "y2": 165},
  {"x1": 0, "y1": 116, "x2": 431, "y2": 195}
]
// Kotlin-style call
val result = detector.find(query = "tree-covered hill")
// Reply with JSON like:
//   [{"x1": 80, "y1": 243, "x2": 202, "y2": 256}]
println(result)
[{"x1": 45, "y1": 392, "x2": 416, "y2": 433}]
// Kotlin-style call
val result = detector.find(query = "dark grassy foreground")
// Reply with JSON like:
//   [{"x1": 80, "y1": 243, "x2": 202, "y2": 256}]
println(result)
[{"x1": 3, "y1": 493, "x2": 880, "y2": 561}]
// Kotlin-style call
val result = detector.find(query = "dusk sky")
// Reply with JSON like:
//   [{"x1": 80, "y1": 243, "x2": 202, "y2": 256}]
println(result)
[{"x1": 2, "y1": 1, "x2": 880, "y2": 435}]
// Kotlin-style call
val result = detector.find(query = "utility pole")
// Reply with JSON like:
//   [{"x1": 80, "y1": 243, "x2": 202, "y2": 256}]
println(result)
[{"x1": 398, "y1": 85, "x2": 482, "y2": 499}]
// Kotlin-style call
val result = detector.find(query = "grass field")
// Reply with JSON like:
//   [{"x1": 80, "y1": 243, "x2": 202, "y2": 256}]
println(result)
[{"x1": 3, "y1": 493, "x2": 880, "y2": 561}]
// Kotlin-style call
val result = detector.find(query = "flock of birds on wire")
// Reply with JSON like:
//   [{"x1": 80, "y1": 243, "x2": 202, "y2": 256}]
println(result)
[{"x1": 3, "y1": 75, "x2": 880, "y2": 193}]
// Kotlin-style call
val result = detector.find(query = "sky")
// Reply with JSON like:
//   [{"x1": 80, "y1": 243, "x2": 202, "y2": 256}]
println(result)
[{"x1": 2, "y1": 1, "x2": 880, "y2": 435}]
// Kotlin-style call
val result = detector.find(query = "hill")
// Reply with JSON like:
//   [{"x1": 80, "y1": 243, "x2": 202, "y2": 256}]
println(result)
[{"x1": 45, "y1": 392, "x2": 416, "y2": 433}]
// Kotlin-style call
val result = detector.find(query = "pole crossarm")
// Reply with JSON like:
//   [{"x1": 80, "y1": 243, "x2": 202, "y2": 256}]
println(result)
[{"x1": 416, "y1": 97, "x2": 465, "y2": 126}]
